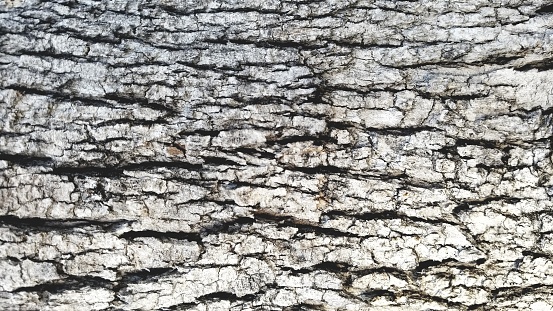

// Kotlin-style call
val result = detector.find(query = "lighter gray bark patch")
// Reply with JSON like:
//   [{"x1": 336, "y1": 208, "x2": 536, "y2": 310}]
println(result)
[{"x1": 1, "y1": 0, "x2": 553, "y2": 310}]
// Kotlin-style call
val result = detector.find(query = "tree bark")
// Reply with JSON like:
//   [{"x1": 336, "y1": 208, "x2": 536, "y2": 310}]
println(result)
[{"x1": 1, "y1": 0, "x2": 553, "y2": 310}]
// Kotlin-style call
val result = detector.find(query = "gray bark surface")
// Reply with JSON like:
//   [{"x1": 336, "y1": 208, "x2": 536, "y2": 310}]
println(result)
[{"x1": 1, "y1": 0, "x2": 553, "y2": 310}]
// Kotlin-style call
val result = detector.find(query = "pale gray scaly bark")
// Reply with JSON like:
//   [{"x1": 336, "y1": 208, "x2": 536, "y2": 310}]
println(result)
[{"x1": 1, "y1": 0, "x2": 553, "y2": 310}]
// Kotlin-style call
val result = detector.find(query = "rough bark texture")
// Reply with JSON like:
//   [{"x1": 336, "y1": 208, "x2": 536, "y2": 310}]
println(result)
[{"x1": 1, "y1": 0, "x2": 553, "y2": 310}]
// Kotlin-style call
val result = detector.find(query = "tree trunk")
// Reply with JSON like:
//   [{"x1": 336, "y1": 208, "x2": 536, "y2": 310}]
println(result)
[{"x1": 1, "y1": 0, "x2": 553, "y2": 310}]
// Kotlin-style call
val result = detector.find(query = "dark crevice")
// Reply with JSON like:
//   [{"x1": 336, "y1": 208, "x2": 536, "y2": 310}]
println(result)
[
  {"x1": 204, "y1": 38, "x2": 325, "y2": 50},
  {"x1": 95, "y1": 118, "x2": 168, "y2": 127},
  {"x1": 103, "y1": 94, "x2": 177, "y2": 114},
  {"x1": 467, "y1": 303, "x2": 487, "y2": 310},
  {"x1": 283, "y1": 303, "x2": 326, "y2": 310},
  {"x1": 0, "y1": 215, "x2": 132, "y2": 232},
  {"x1": 281, "y1": 266, "x2": 312, "y2": 275},
  {"x1": 183, "y1": 198, "x2": 237, "y2": 206},
  {"x1": 514, "y1": 58, "x2": 553, "y2": 72},
  {"x1": 452, "y1": 203, "x2": 471, "y2": 215},
  {"x1": 366, "y1": 126, "x2": 441, "y2": 136},
  {"x1": 453, "y1": 197, "x2": 523, "y2": 216},
  {"x1": 157, "y1": 6, "x2": 282, "y2": 17},
  {"x1": 491, "y1": 284, "x2": 553, "y2": 298},
  {"x1": 311, "y1": 261, "x2": 352, "y2": 273},
  {"x1": 536, "y1": 3, "x2": 553, "y2": 14},
  {"x1": 234, "y1": 147, "x2": 276, "y2": 159},
  {"x1": 5, "y1": 85, "x2": 113, "y2": 108},
  {"x1": 453, "y1": 138, "x2": 509, "y2": 149},
  {"x1": 0, "y1": 153, "x2": 54, "y2": 167},
  {"x1": 253, "y1": 212, "x2": 357, "y2": 238},
  {"x1": 50, "y1": 166, "x2": 124, "y2": 177},
  {"x1": 196, "y1": 291, "x2": 256, "y2": 302},
  {"x1": 118, "y1": 267, "x2": 176, "y2": 284},
  {"x1": 326, "y1": 120, "x2": 357, "y2": 130},
  {"x1": 202, "y1": 156, "x2": 242, "y2": 166},
  {"x1": 481, "y1": 55, "x2": 523, "y2": 65},
  {"x1": 179, "y1": 129, "x2": 221, "y2": 137},
  {"x1": 268, "y1": 134, "x2": 337, "y2": 146},
  {"x1": 475, "y1": 258, "x2": 487, "y2": 265},
  {"x1": 5, "y1": 49, "x2": 90, "y2": 62},
  {"x1": 0, "y1": 131, "x2": 27, "y2": 138},
  {"x1": 165, "y1": 302, "x2": 196, "y2": 310},
  {"x1": 119, "y1": 230, "x2": 203, "y2": 243},
  {"x1": 13, "y1": 276, "x2": 112, "y2": 294},
  {"x1": 522, "y1": 250, "x2": 550, "y2": 259},
  {"x1": 403, "y1": 290, "x2": 466, "y2": 308},
  {"x1": 283, "y1": 165, "x2": 349, "y2": 175},
  {"x1": 322, "y1": 209, "x2": 459, "y2": 227},
  {"x1": 414, "y1": 90, "x2": 489, "y2": 102},
  {"x1": 323, "y1": 210, "x2": 400, "y2": 221},
  {"x1": 200, "y1": 216, "x2": 255, "y2": 235},
  {"x1": 415, "y1": 258, "x2": 458, "y2": 273},
  {"x1": 359, "y1": 289, "x2": 396, "y2": 302}
]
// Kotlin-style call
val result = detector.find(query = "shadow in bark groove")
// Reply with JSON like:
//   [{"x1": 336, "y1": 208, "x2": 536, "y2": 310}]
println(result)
[
  {"x1": 0, "y1": 153, "x2": 54, "y2": 167},
  {"x1": 13, "y1": 276, "x2": 113, "y2": 294},
  {"x1": 0, "y1": 215, "x2": 132, "y2": 232}
]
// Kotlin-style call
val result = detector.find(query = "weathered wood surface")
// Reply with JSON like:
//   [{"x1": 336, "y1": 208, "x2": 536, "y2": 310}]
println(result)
[{"x1": 1, "y1": 0, "x2": 553, "y2": 310}]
